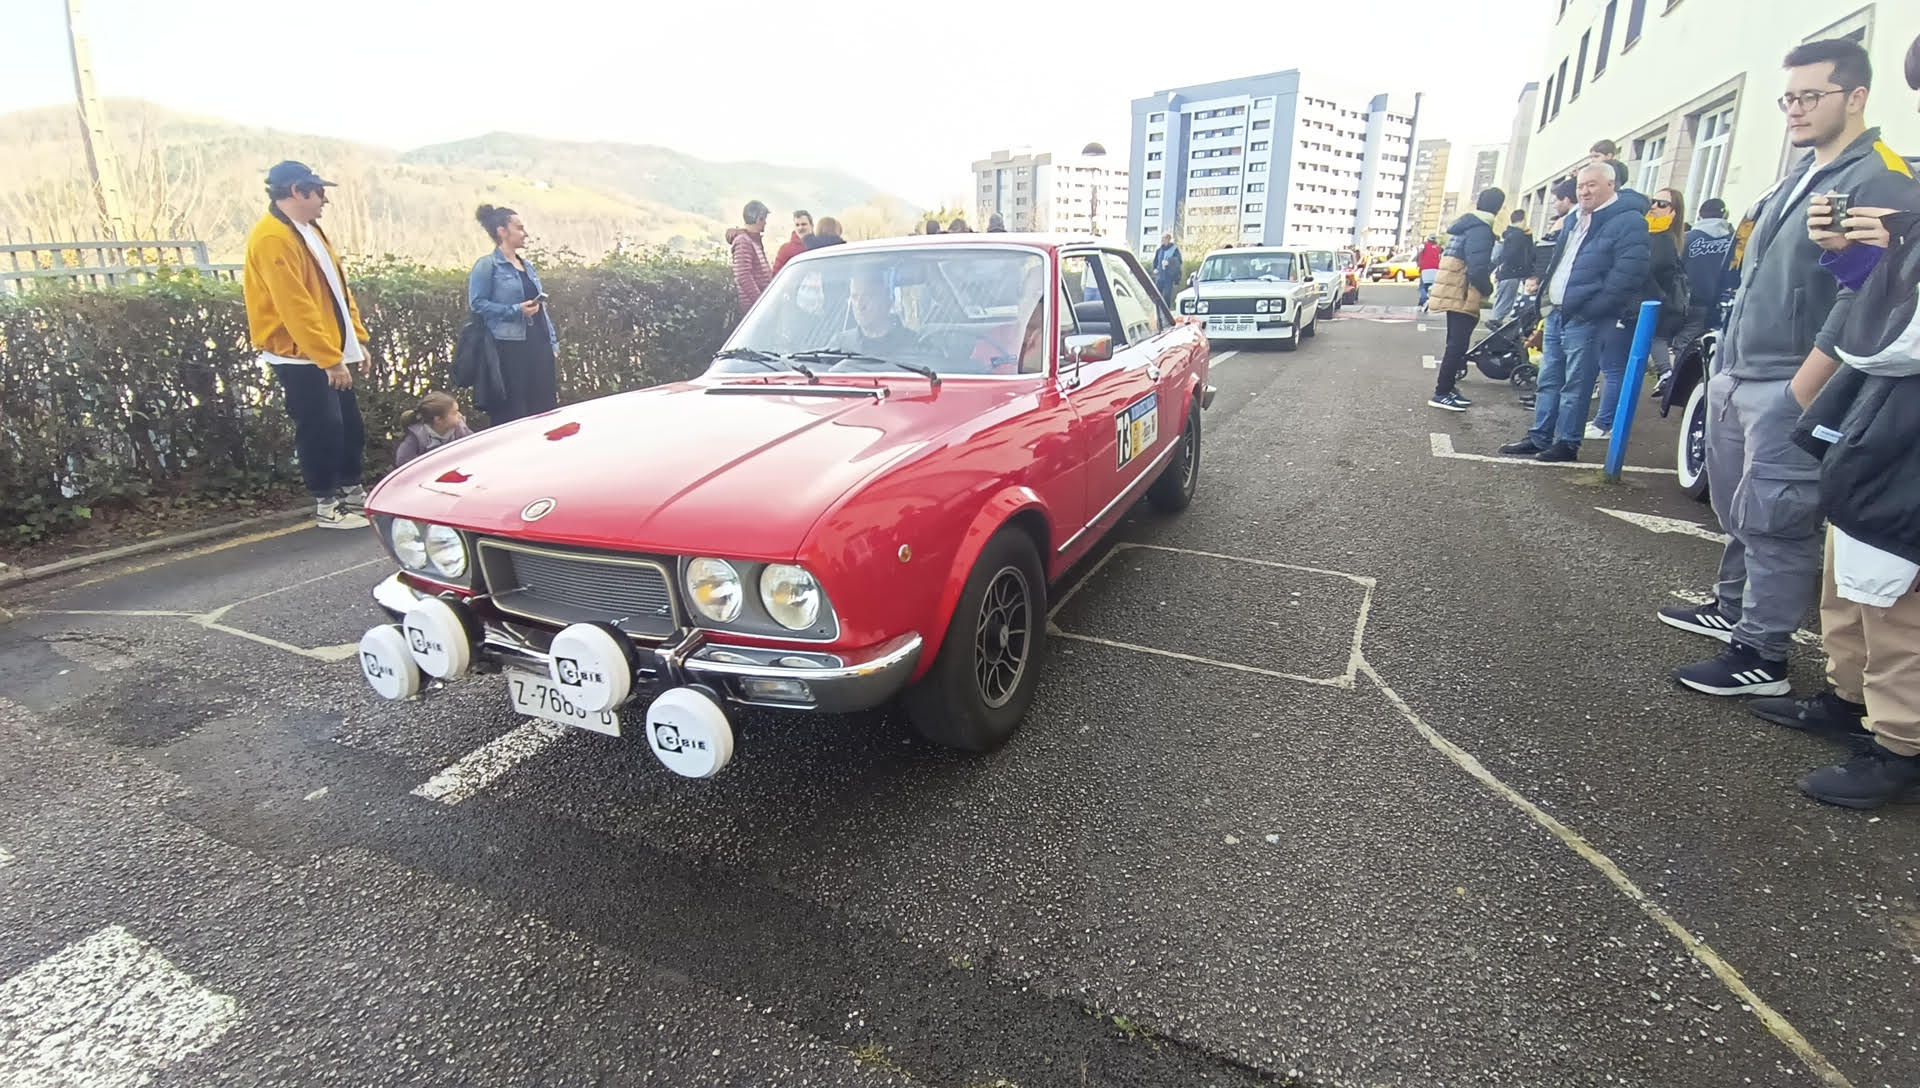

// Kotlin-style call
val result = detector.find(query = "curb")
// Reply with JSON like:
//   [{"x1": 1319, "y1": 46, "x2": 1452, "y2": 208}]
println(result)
[{"x1": 0, "y1": 507, "x2": 312, "y2": 592}]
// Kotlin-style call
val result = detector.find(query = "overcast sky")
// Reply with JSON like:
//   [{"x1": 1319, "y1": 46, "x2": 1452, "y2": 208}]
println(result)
[{"x1": 4, "y1": 0, "x2": 1548, "y2": 206}]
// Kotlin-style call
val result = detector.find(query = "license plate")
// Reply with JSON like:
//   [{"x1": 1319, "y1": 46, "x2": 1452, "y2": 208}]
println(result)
[
  {"x1": 1207, "y1": 316, "x2": 1255, "y2": 332},
  {"x1": 506, "y1": 668, "x2": 621, "y2": 736}
]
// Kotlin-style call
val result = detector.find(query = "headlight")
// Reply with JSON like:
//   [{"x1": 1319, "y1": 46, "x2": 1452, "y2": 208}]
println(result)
[
  {"x1": 1197, "y1": 301, "x2": 1210, "y2": 314},
  {"x1": 1180, "y1": 299, "x2": 1195, "y2": 314},
  {"x1": 424, "y1": 524, "x2": 466, "y2": 578},
  {"x1": 1255, "y1": 300, "x2": 1269, "y2": 313},
  {"x1": 390, "y1": 519, "x2": 427, "y2": 569},
  {"x1": 760, "y1": 565, "x2": 822, "y2": 631},
  {"x1": 686, "y1": 558, "x2": 743, "y2": 623}
]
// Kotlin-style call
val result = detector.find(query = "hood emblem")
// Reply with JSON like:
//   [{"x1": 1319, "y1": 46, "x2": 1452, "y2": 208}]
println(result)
[{"x1": 521, "y1": 498, "x2": 557, "y2": 522}]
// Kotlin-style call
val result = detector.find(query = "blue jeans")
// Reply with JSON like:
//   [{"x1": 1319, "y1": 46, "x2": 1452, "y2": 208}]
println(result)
[
  {"x1": 1528, "y1": 311, "x2": 1603, "y2": 449},
  {"x1": 1588, "y1": 319, "x2": 1636, "y2": 433},
  {"x1": 1419, "y1": 269, "x2": 1436, "y2": 307}
]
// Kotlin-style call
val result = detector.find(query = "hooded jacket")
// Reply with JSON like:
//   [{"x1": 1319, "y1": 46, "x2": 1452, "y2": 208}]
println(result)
[
  {"x1": 393, "y1": 419, "x2": 476, "y2": 468},
  {"x1": 1428, "y1": 211, "x2": 1497, "y2": 316},
  {"x1": 773, "y1": 231, "x2": 809, "y2": 275},
  {"x1": 1535, "y1": 197, "x2": 1652, "y2": 324},
  {"x1": 1719, "y1": 128, "x2": 1918, "y2": 382},
  {"x1": 1681, "y1": 218, "x2": 1736, "y2": 313},
  {"x1": 1496, "y1": 225, "x2": 1533, "y2": 280}
]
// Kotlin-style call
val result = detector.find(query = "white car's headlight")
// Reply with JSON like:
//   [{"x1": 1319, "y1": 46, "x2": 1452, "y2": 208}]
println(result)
[
  {"x1": 1196, "y1": 301, "x2": 1210, "y2": 314},
  {"x1": 760, "y1": 565, "x2": 822, "y2": 631},
  {"x1": 1255, "y1": 300, "x2": 1269, "y2": 313},
  {"x1": 686, "y1": 558, "x2": 744, "y2": 623},
  {"x1": 390, "y1": 519, "x2": 427, "y2": 569},
  {"x1": 424, "y1": 524, "x2": 466, "y2": 578}
]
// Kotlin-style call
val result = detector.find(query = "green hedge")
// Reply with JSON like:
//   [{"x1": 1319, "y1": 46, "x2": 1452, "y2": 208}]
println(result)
[{"x1": 0, "y1": 250, "x2": 738, "y2": 543}]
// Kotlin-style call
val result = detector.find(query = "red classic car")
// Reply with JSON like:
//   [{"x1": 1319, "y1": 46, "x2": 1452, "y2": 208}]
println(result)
[{"x1": 357, "y1": 235, "x2": 1213, "y2": 777}]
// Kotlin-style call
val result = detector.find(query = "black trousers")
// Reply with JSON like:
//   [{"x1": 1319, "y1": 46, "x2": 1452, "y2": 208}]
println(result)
[
  {"x1": 273, "y1": 363, "x2": 365, "y2": 498},
  {"x1": 1435, "y1": 310, "x2": 1478, "y2": 397},
  {"x1": 493, "y1": 335, "x2": 558, "y2": 425}
]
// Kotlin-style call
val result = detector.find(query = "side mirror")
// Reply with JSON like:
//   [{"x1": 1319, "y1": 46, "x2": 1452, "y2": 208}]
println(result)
[{"x1": 1064, "y1": 334, "x2": 1113, "y2": 366}]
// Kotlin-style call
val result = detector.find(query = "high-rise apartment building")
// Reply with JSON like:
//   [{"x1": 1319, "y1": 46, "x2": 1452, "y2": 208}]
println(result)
[
  {"x1": 1402, "y1": 139, "x2": 1450, "y2": 246},
  {"x1": 1126, "y1": 70, "x2": 1420, "y2": 255},
  {"x1": 972, "y1": 145, "x2": 1129, "y2": 237}
]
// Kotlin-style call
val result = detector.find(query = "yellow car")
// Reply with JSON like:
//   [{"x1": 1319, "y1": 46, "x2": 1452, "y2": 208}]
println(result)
[{"x1": 1365, "y1": 259, "x2": 1419, "y2": 282}]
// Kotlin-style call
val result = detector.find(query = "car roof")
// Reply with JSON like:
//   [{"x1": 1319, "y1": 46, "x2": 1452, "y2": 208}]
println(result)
[
  {"x1": 1203, "y1": 246, "x2": 1303, "y2": 257},
  {"x1": 819, "y1": 232, "x2": 1125, "y2": 257}
]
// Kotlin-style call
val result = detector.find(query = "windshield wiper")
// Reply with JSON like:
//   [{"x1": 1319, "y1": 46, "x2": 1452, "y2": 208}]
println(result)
[
  {"x1": 713, "y1": 347, "x2": 816, "y2": 382},
  {"x1": 789, "y1": 349, "x2": 940, "y2": 389}
]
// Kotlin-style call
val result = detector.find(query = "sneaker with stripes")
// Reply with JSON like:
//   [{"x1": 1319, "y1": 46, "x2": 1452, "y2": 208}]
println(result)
[
  {"x1": 1672, "y1": 643, "x2": 1790, "y2": 697},
  {"x1": 1657, "y1": 602, "x2": 1736, "y2": 643}
]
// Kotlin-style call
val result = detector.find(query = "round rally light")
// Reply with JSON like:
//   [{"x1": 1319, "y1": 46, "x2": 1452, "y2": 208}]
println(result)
[
  {"x1": 359, "y1": 624, "x2": 423, "y2": 700},
  {"x1": 547, "y1": 622, "x2": 636, "y2": 713},
  {"x1": 401, "y1": 597, "x2": 478, "y2": 679},
  {"x1": 644, "y1": 687, "x2": 735, "y2": 779}
]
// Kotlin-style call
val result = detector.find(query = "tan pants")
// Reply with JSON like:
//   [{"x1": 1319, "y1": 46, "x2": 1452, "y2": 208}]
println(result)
[{"x1": 1823, "y1": 530, "x2": 1920, "y2": 757}]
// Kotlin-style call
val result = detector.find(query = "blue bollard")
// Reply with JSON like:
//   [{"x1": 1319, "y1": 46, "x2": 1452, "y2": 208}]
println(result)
[{"x1": 1604, "y1": 300, "x2": 1663, "y2": 482}]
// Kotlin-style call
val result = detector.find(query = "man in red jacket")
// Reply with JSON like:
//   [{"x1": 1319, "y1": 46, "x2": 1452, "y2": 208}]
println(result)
[
  {"x1": 1416, "y1": 236, "x2": 1442, "y2": 308},
  {"x1": 731, "y1": 200, "x2": 773, "y2": 313},
  {"x1": 773, "y1": 210, "x2": 813, "y2": 275}
]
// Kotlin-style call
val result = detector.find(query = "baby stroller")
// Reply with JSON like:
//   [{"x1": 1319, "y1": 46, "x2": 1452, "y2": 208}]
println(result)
[{"x1": 1464, "y1": 290, "x2": 1541, "y2": 390}]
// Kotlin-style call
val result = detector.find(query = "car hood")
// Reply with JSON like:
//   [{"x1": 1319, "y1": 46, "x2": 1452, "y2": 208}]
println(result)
[{"x1": 366, "y1": 378, "x2": 1023, "y2": 560}]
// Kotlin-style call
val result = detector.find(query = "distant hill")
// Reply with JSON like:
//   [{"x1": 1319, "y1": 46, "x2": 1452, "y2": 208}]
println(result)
[{"x1": 0, "y1": 100, "x2": 912, "y2": 266}]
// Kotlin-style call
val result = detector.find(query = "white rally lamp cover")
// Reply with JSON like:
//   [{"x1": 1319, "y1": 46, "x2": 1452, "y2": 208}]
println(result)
[
  {"x1": 401, "y1": 596, "x2": 477, "y2": 680},
  {"x1": 359, "y1": 625, "x2": 423, "y2": 700},
  {"x1": 547, "y1": 622, "x2": 635, "y2": 713},
  {"x1": 645, "y1": 687, "x2": 735, "y2": 778}
]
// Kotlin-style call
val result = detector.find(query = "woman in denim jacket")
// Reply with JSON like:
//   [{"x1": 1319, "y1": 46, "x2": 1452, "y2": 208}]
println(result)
[{"x1": 469, "y1": 204, "x2": 559, "y2": 423}]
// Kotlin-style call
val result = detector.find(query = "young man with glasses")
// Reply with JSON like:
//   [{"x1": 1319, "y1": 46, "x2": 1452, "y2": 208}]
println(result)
[{"x1": 1660, "y1": 38, "x2": 1920, "y2": 698}]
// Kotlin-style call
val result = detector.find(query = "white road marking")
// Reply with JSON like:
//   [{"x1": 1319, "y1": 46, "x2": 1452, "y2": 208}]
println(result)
[
  {"x1": 1666, "y1": 592, "x2": 1824, "y2": 649},
  {"x1": 1050, "y1": 629, "x2": 1354, "y2": 689},
  {"x1": 0, "y1": 925, "x2": 242, "y2": 1088},
  {"x1": 1422, "y1": 354, "x2": 1437, "y2": 370},
  {"x1": 0, "y1": 845, "x2": 14, "y2": 868},
  {"x1": 1597, "y1": 508, "x2": 1729, "y2": 544},
  {"x1": 66, "y1": 523, "x2": 312, "y2": 589},
  {"x1": 192, "y1": 617, "x2": 363, "y2": 663},
  {"x1": 1358, "y1": 660, "x2": 1854, "y2": 1088},
  {"x1": 200, "y1": 558, "x2": 387, "y2": 623},
  {"x1": 1208, "y1": 350, "x2": 1240, "y2": 367},
  {"x1": 1418, "y1": 323, "x2": 1429, "y2": 332},
  {"x1": 1429, "y1": 432, "x2": 1672, "y2": 475},
  {"x1": 411, "y1": 722, "x2": 565, "y2": 805}
]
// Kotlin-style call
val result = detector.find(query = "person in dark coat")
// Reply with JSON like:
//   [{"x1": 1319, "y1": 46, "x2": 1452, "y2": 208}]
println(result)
[
  {"x1": 1492, "y1": 210, "x2": 1534, "y2": 321},
  {"x1": 468, "y1": 204, "x2": 559, "y2": 424},
  {"x1": 1150, "y1": 232, "x2": 1184, "y2": 304},
  {"x1": 1591, "y1": 187, "x2": 1687, "y2": 435},
  {"x1": 1425, "y1": 188, "x2": 1503, "y2": 412},
  {"x1": 802, "y1": 216, "x2": 847, "y2": 250}
]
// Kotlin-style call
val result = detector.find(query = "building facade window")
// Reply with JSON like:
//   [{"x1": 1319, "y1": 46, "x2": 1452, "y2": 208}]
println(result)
[
  {"x1": 1573, "y1": 31, "x2": 1590, "y2": 99},
  {"x1": 1254, "y1": 97, "x2": 1273, "y2": 108},
  {"x1": 1633, "y1": 134, "x2": 1666, "y2": 191},
  {"x1": 1146, "y1": 170, "x2": 1161, "y2": 180},
  {"x1": 1252, "y1": 119, "x2": 1271, "y2": 131},
  {"x1": 1149, "y1": 112, "x2": 1165, "y2": 122},
  {"x1": 1596, "y1": 0, "x2": 1617, "y2": 76},
  {"x1": 1245, "y1": 203, "x2": 1264, "y2": 213},
  {"x1": 1148, "y1": 132, "x2": 1164, "y2": 143},
  {"x1": 1626, "y1": 0, "x2": 1647, "y2": 46},
  {"x1": 1553, "y1": 59, "x2": 1568, "y2": 116},
  {"x1": 1251, "y1": 141, "x2": 1269, "y2": 152},
  {"x1": 1540, "y1": 75, "x2": 1555, "y2": 129},
  {"x1": 1687, "y1": 106, "x2": 1734, "y2": 208},
  {"x1": 1147, "y1": 151, "x2": 1162, "y2": 161}
]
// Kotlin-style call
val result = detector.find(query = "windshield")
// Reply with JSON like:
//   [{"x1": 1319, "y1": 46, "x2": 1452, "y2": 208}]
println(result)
[
  {"x1": 1306, "y1": 252, "x2": 1336, "y2": 273},
  {"x1": 714, "y1": 248, "x2": 1049, "y2": 377},
  {"x1": 1198, "y1": 252, "x2": 1297, "y2": 283}
]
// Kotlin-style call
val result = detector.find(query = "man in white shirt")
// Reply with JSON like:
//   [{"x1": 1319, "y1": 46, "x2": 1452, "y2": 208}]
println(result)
[{"x1": 242, "y1": 161, "x2": 373, "y2": 529}]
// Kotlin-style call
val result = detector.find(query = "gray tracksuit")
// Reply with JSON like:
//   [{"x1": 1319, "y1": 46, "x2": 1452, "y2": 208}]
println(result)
[{"x1": 1705, "y1": 128, "x2": 1920, "y2": 659}]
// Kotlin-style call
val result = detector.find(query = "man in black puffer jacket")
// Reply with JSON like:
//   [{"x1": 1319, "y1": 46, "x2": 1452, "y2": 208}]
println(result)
[
  {"x1": 1766, "y1": 32, "x2": 1920, "y2": 810},
  {"x1": 1492, "y1": 211, "x2": 1533, "y2": 321}
]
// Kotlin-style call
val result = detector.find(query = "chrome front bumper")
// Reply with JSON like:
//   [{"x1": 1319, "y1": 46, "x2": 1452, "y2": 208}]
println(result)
[{"x1": 373, "y1": 573, "x2": 921, "y2": 714}]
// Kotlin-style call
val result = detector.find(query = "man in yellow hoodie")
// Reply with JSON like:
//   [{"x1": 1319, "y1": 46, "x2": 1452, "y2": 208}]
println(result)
[{"x1": 244, "y1": 161, "x2": 373, "y2": 529}]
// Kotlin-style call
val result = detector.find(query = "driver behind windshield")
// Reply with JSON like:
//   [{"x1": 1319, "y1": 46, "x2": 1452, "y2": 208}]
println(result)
[{"x1": 828, "y1": 268, "x2": 923, "y2": 357}]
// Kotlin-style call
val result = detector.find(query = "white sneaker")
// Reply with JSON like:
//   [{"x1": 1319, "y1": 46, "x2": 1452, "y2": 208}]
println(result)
[
  {"x1": 315, "y1": 498, "x2": 370, "y2": 530},
  {"x1": 339, "y1": 484, "x2": 369, "y2": 513},
  {"x1": 1584, "y1": 422, "x2": 1608, "y2": 440}
]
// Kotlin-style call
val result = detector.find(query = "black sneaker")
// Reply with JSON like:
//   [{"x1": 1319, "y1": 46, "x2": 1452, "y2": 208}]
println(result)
[
  {"x1": 1657, "y1": 603, "x2": 1736, "y2": 643},
  {"x1": 1499, "y1": 437, "x2": 1544, "y2": 456},
  {"x1": 1672, "y1": 643, "x2": 1790, "y2": 697},
  {"x1": 1798, "y1": 745, "x2": 1920, "y2": 810},
  {"x1": 1450, "y1": 390, "x2": 1474, "y2": 406},
  {"x1": 1517, "y1": 394, "x2": 1537, "y2": 408},
  {"x1": 1650, "y1": 373, "x2": 1672, "y2": 400},
  {"x1": 1427, "y1": 393, "x2": 1468, "y2": 412},
  {"x1": 1534, "y1": 442, "x2": 1578, "y2": 463},
  {"x1": 1750, "y1": 689, "x2": 1870, "y2": 742}
]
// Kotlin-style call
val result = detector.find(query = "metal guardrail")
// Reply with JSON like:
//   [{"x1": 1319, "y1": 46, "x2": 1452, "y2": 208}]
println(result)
[{"x1": 0, "y1": 240, "x2": 241, "y2": 295}]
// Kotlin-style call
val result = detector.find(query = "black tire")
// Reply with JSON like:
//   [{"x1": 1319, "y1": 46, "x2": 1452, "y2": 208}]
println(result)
[
  {"x1": 903, "y1": 529, "x2": 1046, "y2": 752},
  {"x1": 1278, "y1": 329, "x2": 1299, "y2": 352},
  {"x1": 1148, "y1": 403, "x2": 1201, "y2": 513},
  {"x1": 1676, "y1": 381, "x2": 1711, "y2": 502},
  {"x1": 1301, "y1": 311, "x2": 1317, "y2": 340}
]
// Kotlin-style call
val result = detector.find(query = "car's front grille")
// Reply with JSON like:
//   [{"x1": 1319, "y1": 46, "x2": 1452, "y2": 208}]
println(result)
[
  {"x1": 1188, "y1": 297, "x2": 1272, "y2": 315},
  {"x1": 477, "y1": 540, "x2": 679, "y2": 640}
]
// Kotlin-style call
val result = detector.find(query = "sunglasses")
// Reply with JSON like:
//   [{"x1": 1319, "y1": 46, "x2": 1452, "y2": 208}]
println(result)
[{"x1": 1651, "y1": 199, "x2": 1673, "y2": 208}]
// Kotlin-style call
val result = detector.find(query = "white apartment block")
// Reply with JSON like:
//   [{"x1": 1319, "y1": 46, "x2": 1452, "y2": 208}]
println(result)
[
  {"x1": 1127, "y1": 70, "x2": 1421, "y2": 255},
  {"x1": 972, "y1": 145, "x2": 1129, "y2": 237},
  {"x1": 1516, "y1": 0, "x2": 1920, "y2": 232}
]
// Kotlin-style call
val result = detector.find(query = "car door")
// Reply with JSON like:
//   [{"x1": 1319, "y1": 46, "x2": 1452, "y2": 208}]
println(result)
[{"x1": 1056, "y1": 249, "x2": 1176, "y2": 555}]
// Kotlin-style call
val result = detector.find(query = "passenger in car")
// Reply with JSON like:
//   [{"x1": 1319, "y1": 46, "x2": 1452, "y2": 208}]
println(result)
[{"x1": 828, "y1": 269, "x2": 925, "y2": 358}]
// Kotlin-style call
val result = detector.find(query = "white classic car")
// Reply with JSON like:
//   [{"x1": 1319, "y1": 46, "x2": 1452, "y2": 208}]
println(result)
[{"x1": 1174, "y1": 247, "x2": 1324, "y2": 350}]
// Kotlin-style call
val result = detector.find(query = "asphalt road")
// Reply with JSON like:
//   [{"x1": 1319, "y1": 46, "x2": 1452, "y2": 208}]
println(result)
[{"x1": 2, "y1": 284, "x2": 1914, "y2": 1088}]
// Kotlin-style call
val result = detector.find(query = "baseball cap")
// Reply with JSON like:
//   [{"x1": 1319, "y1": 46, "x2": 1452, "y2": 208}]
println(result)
[{"x1": 266, "y1": 160, "x2": 336, "y2": 191}]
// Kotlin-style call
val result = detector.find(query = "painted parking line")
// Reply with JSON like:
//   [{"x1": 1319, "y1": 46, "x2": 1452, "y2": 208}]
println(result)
[
  {"x1": 411, "y1": 722, "x2": 566, "y2": 805},
  {"x1": 1208, "y1": 350, "x2": 1240, "y2": 367},
  {"x1": 1598, "y1": 508, "x2": 1729, "y2": 544},
  {"x1": 1429, "y1": 433, "x2": 1672, "y2": 476},
  {"x1": 0, "y1": 925, "x2": 241, "y2": 1088},
  {"x1": 1421, "y1": 354, "x2": 1437, "y2": 370},
  {"x1": 0, "y1": 844, "x2": 13, "y2": 868}
]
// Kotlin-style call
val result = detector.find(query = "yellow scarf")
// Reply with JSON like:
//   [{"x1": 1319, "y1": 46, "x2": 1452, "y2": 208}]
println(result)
[{"x1": 1647, "y1": 211, "x2": 1675, "y2": 233}]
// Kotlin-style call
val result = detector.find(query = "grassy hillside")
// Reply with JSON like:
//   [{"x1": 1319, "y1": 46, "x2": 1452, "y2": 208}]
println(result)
[{"x1": 0, "y1": 100, "x2": 907, "y2": 265}]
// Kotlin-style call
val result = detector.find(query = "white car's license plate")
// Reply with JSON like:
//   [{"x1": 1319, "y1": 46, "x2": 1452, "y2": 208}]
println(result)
[
  {"x1": 506, "y1": 668, "x2": 621, "y2": 736},
  {"x1": 1207, "y1": 316, "x2": 1255, "y2": 333}
]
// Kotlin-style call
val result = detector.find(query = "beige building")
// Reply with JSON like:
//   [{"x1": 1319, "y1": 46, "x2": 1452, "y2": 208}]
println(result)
[
  {"x1": 1402, "y1": 139, "x2": 1451, "y2": 246},
  {"x1": 1515, "y1": 0, "x2": 1920, "y2": 231},
  {"x1": 972, "y1": 145, "x2": 1129, "y2": 237}
]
